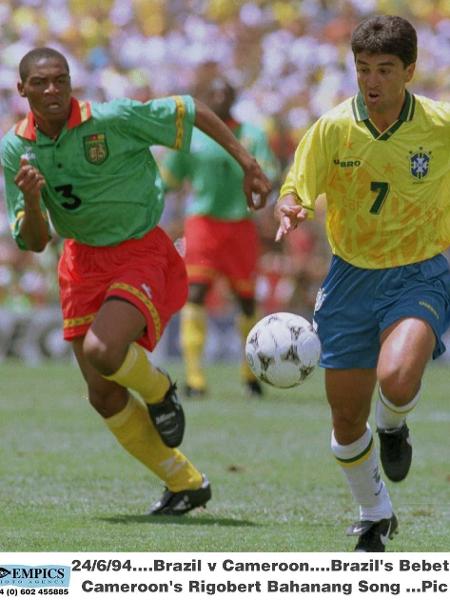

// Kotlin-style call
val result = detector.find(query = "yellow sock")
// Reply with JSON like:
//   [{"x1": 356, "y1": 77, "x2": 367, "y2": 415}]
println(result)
[
  {"x1": 237, "y1": 313, "x2": 260, "y2": 382},
  {"x1": 105, "y1": 394, "x2": 203, "y2": 491},
  {"x1": 104, "y1": 343, "x2": 169, "y2": 405},
  {"x1": 180, "y1": 302, "x2": 207, "y2": 390}
]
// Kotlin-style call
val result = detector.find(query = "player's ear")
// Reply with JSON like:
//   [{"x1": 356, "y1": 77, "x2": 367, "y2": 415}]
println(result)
[
  {"x1": 17, "y1": 81, "x2": 26, "y2": 97},
  {"x1": 405, "y1": 62, "x2": 415, "y2": 83}
]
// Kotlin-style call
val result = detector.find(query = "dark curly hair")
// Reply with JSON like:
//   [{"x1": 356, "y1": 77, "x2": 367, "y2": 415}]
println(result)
[
  {"x1": 19, "y1": 47, "x2": 70, "y2": 82},
  {"x1": 351, "y1": 15, "x2": 417, "y2": 67}
]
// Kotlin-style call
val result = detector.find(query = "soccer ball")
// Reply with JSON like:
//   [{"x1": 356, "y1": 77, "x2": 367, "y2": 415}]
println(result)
[{"x1": 245, "y1": 312, "x2": 321, "y2": 388}]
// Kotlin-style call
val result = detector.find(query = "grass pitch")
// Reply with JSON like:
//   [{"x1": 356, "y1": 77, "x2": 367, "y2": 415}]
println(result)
[{"x1": 0, "y1": 360, "x2": 449, "y2": 552}]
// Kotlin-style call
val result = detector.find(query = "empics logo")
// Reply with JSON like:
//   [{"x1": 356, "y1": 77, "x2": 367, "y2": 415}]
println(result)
[{"x1": 0, "y1": 565, "x2": 71, "y2": 589}]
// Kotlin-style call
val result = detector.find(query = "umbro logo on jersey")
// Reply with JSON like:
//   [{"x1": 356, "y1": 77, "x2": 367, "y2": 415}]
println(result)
[{"x1": 333, "y1": 158, "x2": 361, "y2": 168}]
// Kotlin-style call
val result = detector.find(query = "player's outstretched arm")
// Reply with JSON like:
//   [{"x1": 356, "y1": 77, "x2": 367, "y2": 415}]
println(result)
[
  {"x1": 14, "y1": 157, "x2": 50, "y2": 252},
  {"x1": 275, "y1": 193, "x2": 309, "y2": 241},
  {"x1": 193, "y1": 99, "x2": 272, "y2": 209}
]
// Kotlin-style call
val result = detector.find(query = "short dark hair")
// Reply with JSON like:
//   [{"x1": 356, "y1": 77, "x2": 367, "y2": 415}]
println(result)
[
  {"x1": 351, "y1": 15, "x2": 417, "y2": 67},
  {"x1": 19, "y1": 47, "x2": 70, "y2": 82}
]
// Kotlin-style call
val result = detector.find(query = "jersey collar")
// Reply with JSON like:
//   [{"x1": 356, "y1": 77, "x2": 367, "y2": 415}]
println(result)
[
  {"x1": 351, "y1": 90, "x2": 415, "y2": 141},
  {"x1": 15, "y1": 97, "x2": 92, "y2": 141}
]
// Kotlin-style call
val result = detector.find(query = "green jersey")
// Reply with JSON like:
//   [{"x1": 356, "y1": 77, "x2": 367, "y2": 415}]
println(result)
[
  {"x1": 162, "y1": 120, "x2": 277, "y2": 221},
  {"x1": 0, "y1": 96, "x2": 195, "y2": 248}
]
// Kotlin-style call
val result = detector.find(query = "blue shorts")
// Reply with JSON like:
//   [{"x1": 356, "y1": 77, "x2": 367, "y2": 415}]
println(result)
[{"x1": 313, "y1": 254, "x2": 450, "y2": 369}]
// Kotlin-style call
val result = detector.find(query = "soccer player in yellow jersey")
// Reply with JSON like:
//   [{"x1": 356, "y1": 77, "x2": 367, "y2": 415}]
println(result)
[{"x1": 276, "y1": 15, "x2": 450, "y2": 551}]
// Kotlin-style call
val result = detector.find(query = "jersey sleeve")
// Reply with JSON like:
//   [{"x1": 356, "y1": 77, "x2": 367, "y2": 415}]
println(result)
[
  {"x1": 112, "y1": 95, "x2": 196, "y2": 152},
  {"x1": 0, "y1": 136, "x2": 49, "y2": 250},
  {"x1": 279, "y1": 118, "x2": 330, "y2": 216}
]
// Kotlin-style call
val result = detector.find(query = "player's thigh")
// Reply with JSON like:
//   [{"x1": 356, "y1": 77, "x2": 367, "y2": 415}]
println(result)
[
  {"x1": 376, "y1": 253, "x2": 450, "y2": 361},
  {"x1": 377, "y1": 317, "x2": 435, "y2": 401},
  {"x1": 325, "y1": 368, "x2": 377, "y2": 444},
  {"x1": 314, "y1": 257, "x2": 380, "y2": 369}
]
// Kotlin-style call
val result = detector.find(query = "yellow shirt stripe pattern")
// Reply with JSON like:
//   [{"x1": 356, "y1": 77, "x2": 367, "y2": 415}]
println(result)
[{"x1": 280, "y1": 92, "x2": 450, "y2": 269}]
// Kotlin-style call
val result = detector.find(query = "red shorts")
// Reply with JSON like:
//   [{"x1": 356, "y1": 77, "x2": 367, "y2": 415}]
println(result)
[
  {"x1": 58, "y1": 227, "x2": 188, "y2": 351},
  {"x1": 184, "y1": 215, "x2": 260, "y2": 298}
]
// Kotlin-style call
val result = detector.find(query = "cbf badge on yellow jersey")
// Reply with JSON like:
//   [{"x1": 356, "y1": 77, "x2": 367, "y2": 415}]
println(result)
[
  {"x1": 409, "y1": 147, "x2": 431, "y2": 180},
  {"x1": 83, "y1": 133, "x2": 109, "y2": 165}
]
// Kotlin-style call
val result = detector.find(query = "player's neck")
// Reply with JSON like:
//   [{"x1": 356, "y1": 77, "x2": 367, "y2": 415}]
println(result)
[
  {"x1": 367, "y1": 93, "x2": 406, "y2": 133},
  {"x1": 34, "y1": 113, "x2": 69, "y2": 140}
]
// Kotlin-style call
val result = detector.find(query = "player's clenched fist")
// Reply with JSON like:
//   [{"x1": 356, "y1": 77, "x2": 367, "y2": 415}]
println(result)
[
  {"x1": 14, "y1": 157, "x2": 46, "y2": 201},
  {"x1": 242, "y1": 158, "x2": 272, "y2": 210}
]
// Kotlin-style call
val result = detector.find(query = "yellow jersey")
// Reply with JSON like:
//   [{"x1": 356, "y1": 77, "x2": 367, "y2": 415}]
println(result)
[{"x1": 280, "y1": 91, "x2": 450, "y2": 268}]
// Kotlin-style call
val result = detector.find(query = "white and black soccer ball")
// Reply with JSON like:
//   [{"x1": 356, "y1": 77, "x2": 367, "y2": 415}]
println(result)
[{"x1": 245, "y1": 312, "x2": 321, "y2": 389}]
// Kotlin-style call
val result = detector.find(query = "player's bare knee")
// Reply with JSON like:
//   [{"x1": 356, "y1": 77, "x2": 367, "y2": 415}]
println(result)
[
  {"x1": 83, "y1": 332, "x2": 124, "y2": 376},
  {"x1": 332, "y1": 410, "x2": 367, "y2": 443},
  {"x1": 379, "y1": 366, "x2": 419, "y2": 404}
]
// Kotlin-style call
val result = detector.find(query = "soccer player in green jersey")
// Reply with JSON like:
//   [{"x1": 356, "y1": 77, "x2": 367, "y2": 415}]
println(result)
[
  {"x1": 162, "y1": 77, "x2": 279, "y2": 398},
  {"x1": 276, "y1": 15, "x2": 450, "y2": 551},
  {"x1": 1, "y1": 47, "x2": 271, "y2": 516}
]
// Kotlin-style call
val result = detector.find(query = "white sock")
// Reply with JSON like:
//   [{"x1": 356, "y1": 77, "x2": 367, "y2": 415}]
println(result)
[
  {"x1": 376, "y1": 386, "x2": 420, "y2": 430},
  {"x1": 331, "y1": 425, "x2": 393, "y2": 522}
]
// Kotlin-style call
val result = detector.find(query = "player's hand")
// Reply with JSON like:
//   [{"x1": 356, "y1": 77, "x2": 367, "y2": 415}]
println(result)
[
  {"x1": 14, "y1": 157, "x2": 46, "y2": 203},
  {"x1": 275, "y1": 203, "x2": 309, "y2": 241},
  {"x1": 242, "y1": 158, "x2": 272, "y2": 210}
]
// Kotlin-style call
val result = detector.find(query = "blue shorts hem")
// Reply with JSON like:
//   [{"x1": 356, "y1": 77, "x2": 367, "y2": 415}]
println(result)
[{"x1": 319, "y1": 357, "x2": 377, "y2": 370}]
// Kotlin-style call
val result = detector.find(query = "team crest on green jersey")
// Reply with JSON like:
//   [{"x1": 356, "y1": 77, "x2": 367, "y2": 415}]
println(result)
[
  {"x1": 84, "y1": 133, "x2": 108, "y2": 164},
  {"x1": 409, "y1": 147, "x2": 431, "y2": 180}
]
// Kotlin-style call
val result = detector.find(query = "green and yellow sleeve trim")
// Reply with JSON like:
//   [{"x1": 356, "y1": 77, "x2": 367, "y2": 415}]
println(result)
[{"x1": 173, "y1": 95, "x2": 186, "y2": 150}]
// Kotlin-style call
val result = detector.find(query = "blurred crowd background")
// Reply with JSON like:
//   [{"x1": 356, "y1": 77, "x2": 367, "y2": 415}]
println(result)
[{"x1": 0, "y1": 0, "x2": 449, "y2": 360}]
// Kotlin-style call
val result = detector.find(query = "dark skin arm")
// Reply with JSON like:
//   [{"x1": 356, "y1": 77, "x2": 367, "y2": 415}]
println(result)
[
  {"x1": 14, "y1": 157, "x2": 50, "y2": 252},
  {"x1": 194, "y1": 99, "x2": 272, "y2": 209}
]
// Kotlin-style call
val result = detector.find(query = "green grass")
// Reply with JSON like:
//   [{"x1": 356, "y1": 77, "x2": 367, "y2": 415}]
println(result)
[{"x1": 0, "y1": 360, "x2": 449, "y2": 552}]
